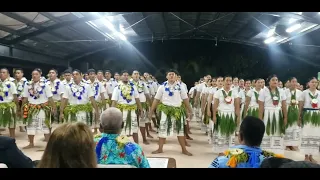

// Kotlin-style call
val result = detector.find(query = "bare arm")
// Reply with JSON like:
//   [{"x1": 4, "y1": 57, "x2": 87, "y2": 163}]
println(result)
[
  {"x1": 13, "y1": 94, "x2": 19, "y2": 110},
  {"x1": 258, "y1": 100, "x2": 264, "y2": 120},
  {"x1": 207, "y1": 94, "x2": 213, "y2": 114},
  {"x1": 150, "y1": 99, "x2": 160, "y2": 115},
  {"x1": 244, "y1": 96, "x2": 251, "y2": 117},
  {"x1": 145, "y1": 94, "x2": 152, "y2": 106},
  {"x1": 212, "y1": 98, "x2": 219, "y2": 122},
  {"x1": 90, "y1": 97, "x2": 99, "y2": 112},
  {"x1": 194, "y1": 91, "x2": 201, "y2": 106},
  {"x1": 21, "y1": 97, "x2": 28, "y2": 112},
  {"x1": 281, "y1": 100, "x2": 287, "y2": 119},
  {"x1": 48, "y1": 97, "x2": 56, "y2": 110},
  {"x1": 135, "y1": 98, "x2": 143, "y2": 111},
  {"x1": 111, "y1": 100, "x2": 117, "y2": 107},
  {"x1": 201, "y1": 93, "x2": 207, "y2": 112},
  {"x1": 183, "y1": 98, "x2": 193, "y2": 115}
]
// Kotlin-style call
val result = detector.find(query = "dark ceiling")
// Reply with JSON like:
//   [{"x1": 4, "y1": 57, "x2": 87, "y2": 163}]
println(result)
[{"x1": 0, "y1": 12, "x2": 320, "y2": 67}]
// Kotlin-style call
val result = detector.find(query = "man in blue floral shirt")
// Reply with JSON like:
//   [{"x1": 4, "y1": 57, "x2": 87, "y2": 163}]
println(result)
[{"x1": 94, "y1": 107, "x2": 150, "y2": 168}]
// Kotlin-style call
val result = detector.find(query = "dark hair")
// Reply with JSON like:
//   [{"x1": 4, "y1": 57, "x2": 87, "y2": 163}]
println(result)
[
  {"x1": 233, "y1": 77, "x2": 238, "y2": 79},
  {"x1": 260, "y1": 157, "x2": 294, "y2": 168},
  {"x1": 49, "y1": 68, "x2": 58, "y2": 74},
  {"x1": 279, "y1": 161, "x2": 320, "y2": 168},
  {"x1": 97, "y1": 70, "x2": 103, "y2": 74},
  {"x1": 114, "y1": 72, "x2": 120, "y2": 75},
  {"x1": 64, "y1": 70, "x2": 71, "y2": 74},
  {"x1": 73, "y1": 69, "x2": 81, "y2": 74},
  {"x1": 266, "y1": 74, "x2": 277, "y2": 83},
  {"x1": 288, "y1": 77, "x2": 297, "y2": 82},
  {"x1": 207, "y1": 79, "x2": 212, "y2": 83},
  {"x1": 239, "y1": 116, "x2": 265, "y2": 146},
  {"x1": 87, "y1": 69, "x2": 96, "y2": 74},
  {"x1": 32, "y1": 68, "x2": 42, "y2": 74},
  {"x1": 121, "y1": 70, "x2": 128, "y2": 75},
  {"x1": 14, "y1": 68, "x2": 23, "y2": 74},
  {"x1": 245, "y1": 79, "x2": 251, "y2": 83},
  {"x1": 308, "y1": 77, "x2": 317, "y2": 82},
  {"x1": 0, "y1": 68, "x2": 9, "y2": 73},
  {"x1": 105, "y1": 70, "x2": 111, "y2": 74},
  {"x1": 224, "y1": 75, "x2": 232, "y2": 80},
  {"x1": 166, "y1": 69, "x2": 178, "y2": 75},
  {"x1": 216, "y1": 76, "x2": 224, "y2": 80},
  {"x1": 132, "y1": 70, "x2": 139, "y2": 74}
]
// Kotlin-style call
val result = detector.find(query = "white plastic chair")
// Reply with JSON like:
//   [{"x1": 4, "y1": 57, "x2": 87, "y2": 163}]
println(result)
[{"x1": 0, "y1": 163, "x2": 8, "y2": 168}]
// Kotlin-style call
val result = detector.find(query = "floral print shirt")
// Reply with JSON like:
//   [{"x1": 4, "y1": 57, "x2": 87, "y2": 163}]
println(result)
[{"x1": 94, "y1": 133, "x2": 150, "y2": 168}]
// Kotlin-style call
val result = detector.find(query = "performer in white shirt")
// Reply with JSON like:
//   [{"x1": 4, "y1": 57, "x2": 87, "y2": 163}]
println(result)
[
  {"x1": 244, "y1": 78, "x2": 262, "y2": 118},
  {"x1": 144, "y1": 72, "x2": 159, "y2": 130},
  {"x1": 13, "y1": 68, "x2": 28, "y2": 132},
  {"x1": 87, "y1": 69, "x2": 107, "y2": 134},
  {"x1": 21, "y1": 68, "x2": 56, "y2": 148},
  {"x1": 200, "y1": 79, "x2": 212, "y2": 134},
  {"x1": 258, "y1": 75, "x2": 287, "y2": 155},
  {"x1": 97, "y1": 70, "x2": 110, "y2": 107},
  {"x1": 111, "y1": 70, "x2": 143, "y2": 144},
  {"x1": 59, "y1": 69, "x2": 99, "y2": 130},
  {"x1": 284, "y1": 77, "x2": 302, "y2": 151},
  {"x1": 212, "y1": 76, "x2": 240, "y2": 154},
  {"x1": 188, "y1": 82, "x2": 198, "y2": 108},
  {"x1": 131, "y1": 70, "x2": 153, "y2": 144},
  {"x1": 298, "y1": 77, "x2": 320, "y2": 163},
  {"x1": 0, "y1": 68, "x2": 19, "y2": 138},
  {"x1": 231, "y1": 77, "x2": 239, "y2": 91},
  {"x1": 194, "y1": 75, "x2": 211, "y2": 122},
  {"x1": 149, "y1": 69, "x2": 193, "y2": 156},
  {"x1": 62, "y1": 70, "x2": 73, "y2": 87},
  {"x1": 104, "y1": 70, "x2": 118, "y2": 100},
  {"x1": 114, "y1": 72, "x2": 121, "y2": 83}
]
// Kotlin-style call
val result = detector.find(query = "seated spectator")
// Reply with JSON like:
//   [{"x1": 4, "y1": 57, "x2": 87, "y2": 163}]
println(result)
[
  {"x1": 37, "y1": 122, "x2": 97, "y2": 168},
  {"x1": 209, "y1": 116, "x2": 284, "y2": 168},
  {"x1": 95, "y1": 107, "x2": 150, "y2": 168},
  {"x1": 0, "y1": 136, "x2": 34, "y2": 168},
  {"x1": 260, "y1": 157, "x2": 294, "y2": 168},
  {"x1": 279, "y1": 161, "x2": 320, "y2": 168}
]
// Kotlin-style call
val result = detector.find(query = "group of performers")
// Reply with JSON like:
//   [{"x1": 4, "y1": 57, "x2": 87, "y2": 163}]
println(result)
[
  {"x1": 189, "y1": 75, "x2": 320, "y2": 162},
  {"x1": 0, "y1": 67, "x2": 319, "y2": 161}
]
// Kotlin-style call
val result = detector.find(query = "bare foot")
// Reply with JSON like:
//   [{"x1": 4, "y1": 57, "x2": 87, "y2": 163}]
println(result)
[
  {"x1": 309, "y1": 157, "x2": 318, "y2": 163},
  {"x1": 147, "y1": 134, "x2": 154, "y2": 138},
  {"x1": 150, "y1": 129, "x2": 156, "y2": 132},
  {"x1": 20, "y1": 127, "x2": 26, "y2": 132},
  {"x1": 186, "y1": 136, "x2": 193, "y2": 140},
  {"x1": 291, "y1": 146, "x2": 299, "y2": 151},
  {"x1": 188, "y1": 131, "x2": 192, "y2": 134},
  {"x1": 143, "y1": 140, "x2": 150, "y2": 145},
  {"x1": 23, "y1": 144, "x2": 35, "y2": 149},
  {"x1": 185, "y1": 143, "x2": 191, "y2": 147},
  {"x1": 304, "y1": 157, "x2": 310, "y2": 161},
  {"x1": 182, "y1": 150, "x2": 193, "y2": 156},
  {"x1": 152, "y1": 149, "x2": 163, "y2": 154},
  {"x1": 285, "y1": 147, "x2": 291, "y2": 151}
]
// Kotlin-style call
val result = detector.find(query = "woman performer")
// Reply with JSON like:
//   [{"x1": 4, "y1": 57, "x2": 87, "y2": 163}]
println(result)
[
  {"x1": 201, "y1": 79, "x2": 212, "y2": 134},
  {"x1": 284, "y1": 77, "x2": 302, "y2": 151},
  {"x1": 258, "y1": 75, "x2": 287, "y2": 155},
  {"x1": 244, "y1": 79, "x2": 262, "y2": 118},
  {"x1": 212, "y1": 76, "x2": 240, "y2": 154},
  {"x1": 298, "y1": 77, "x2": 320, "y2": 163}
]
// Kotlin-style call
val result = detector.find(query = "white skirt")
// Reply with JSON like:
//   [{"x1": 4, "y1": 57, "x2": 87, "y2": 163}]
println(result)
[{"x1": 300, "y1": 110, "x2": 320, "y2": 156}]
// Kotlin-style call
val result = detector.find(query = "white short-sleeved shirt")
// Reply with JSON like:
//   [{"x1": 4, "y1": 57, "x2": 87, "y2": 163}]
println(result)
[
  {"x1": 214, "y1": 88, "x2": 239, "y2": 111},
  {"x1": 98, "y1": 79, "x2": 109, "y2": 100},
  {"x1": 246, "y1": 88, "x2": 261, "y2": 108},
  {"x1": 209, "y1": 87, "x2": 218, "y2": 105},
  {"x1": 258, "y1": 87, "x2": 286, "y2": 108},
  {"x1": 299, "y1": 89, "x2": 320, "y2": 109},
  {"x1": 111, "y1": 82, "x2": 139, "y2": 105},
  {"x1": 188, "y1": 86, "x2": 195, "y2": 98},
  {"x1": 154, "y1": 81, "x2": 188, "y2": 107},
  {"x1": 147, "y1": 80, "x2": 158, "y2": 96},
  {"x1": 46, "y1": 79, "x2": 65, "y2": 102},
  {"x1": 238, "y1": 89, "x2": 246, "y2": 104},
  {"x1": 0, "y1": 79, "x2": 17, "y2": 103},
  {"x1": 196, "y1": 82, "x2": 206, "y2": 93},
  {"x1": 105, "y1": 78, "x2": 118, "y2": 95},
  {"x1": 13, "y1": 77, "x2": 27, "y2": 101},
  {"x1": 180, "y1": 82, "x2": 188, "y2": 92},
  {"x1": 131, "y1": 80, "x2": 149, "y2": 103},
  {"x1": 88, "y1": 80, "x2": 106, "y2": 102},
  {"x1": 285, "y1": 89, "x2": 302, "y2": 105},
  {"x1": 23, "y1": 80, "x2": 53, "y2": 104},
  {"x1": 62, "y1": 79, "x2": 73, "y2": 87},
  {"x1": 64, "y1": 82, "x2": 94, "y2": 105}
]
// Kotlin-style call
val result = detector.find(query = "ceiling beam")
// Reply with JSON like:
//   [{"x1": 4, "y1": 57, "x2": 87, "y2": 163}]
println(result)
[
  {"x1": 217, "y1": 13, "x2": 237, "y2": 40},
  {"x1": 141, "y1": 12, "x2": 155, "y2": 37},
  {"x1": 232, "y1": 13, "x2": 260, "y2": 38},
  {"x1": 161, "y1": 12, "x2": 169, "y2": 38},
  {"x1": 192, "y1": 12, "x2": 202, "y2": 37},
  {"x1": 259, "y1": 12, "x2": 320, "y2": 25}
]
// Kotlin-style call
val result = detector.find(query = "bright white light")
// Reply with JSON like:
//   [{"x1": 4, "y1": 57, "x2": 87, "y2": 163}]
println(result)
[
  {"x1": 107, "y1": 16, "x2": 114, "y2": 22},
  {"x1": 297, "y1": 12, "x2": 302, "y2": 15},
  {"x1": 119, "y1": 24, "x2": 125, "y2": 33},
  {"x1": 289, "y1": 18, "x2": 298, "y2": 24},
  {"x1": 267, "y1": 28, "x2": 275, "y2": 37},
  {"x1": 117, "y1": 32, "x2": 127, "y2": 40},
  {"x1": 276, "y1": 37, "x2": 288, "y2": 43},
  {"x1": 264, "y1": 36, "x2": 276, "y2": 44},
  {"x1": 286, "y1": 24, "x2": 302, "y2": 33},
  {"x1": 299, "y1": 24, "x2": 318, "y2": 33},
  {"x1": 318, "y1": 12, "x2": 320, "y2": 14}
]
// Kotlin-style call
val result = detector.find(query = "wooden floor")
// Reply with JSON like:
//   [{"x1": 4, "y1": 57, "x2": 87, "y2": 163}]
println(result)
[{"x1": 2, "y1": 120, "x2": 319, "y2": 168}]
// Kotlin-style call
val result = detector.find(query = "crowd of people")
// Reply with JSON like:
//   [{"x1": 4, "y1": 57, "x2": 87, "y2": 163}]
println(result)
[{"x1": 0, "y1": 67, "x2": 319, "y2": 168}]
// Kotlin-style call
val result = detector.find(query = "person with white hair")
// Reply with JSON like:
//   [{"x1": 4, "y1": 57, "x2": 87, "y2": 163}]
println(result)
[{"x1": 94, "y1": 107, "x2": 150, "y2": 168}]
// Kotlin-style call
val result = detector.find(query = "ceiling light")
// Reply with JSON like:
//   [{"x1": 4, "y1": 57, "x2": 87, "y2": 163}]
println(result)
[
  {"x1": 267, "y1": 28, "x2": 275, "y2": 37},
  {"x1": 276, "y1": 37, "x2": 288, "y2": 43},
  {"x1": 318, "y1": 12, "x2": 320, "y2": 14},
  {"x1": 299, "y1": 24, "x2": 318, "y2": 33},
  {"x1": 296, "y1": 12, "x2": 302, "y2": 15},
  {"x1": 288, "y1": 18, "x2": 298, "y2": 24},
  {"x1": 286, "y1": 24, "x2": 302, "y2": 33},
  {"x1": 119, "y1": 24, "x2": 125, "y2": 33},
  {"x1": 264, "y1": 36, "x2": 276, "y2": 44},
  {"x1": 117, "y1": 32, "x2": 127, "y2": 41}
]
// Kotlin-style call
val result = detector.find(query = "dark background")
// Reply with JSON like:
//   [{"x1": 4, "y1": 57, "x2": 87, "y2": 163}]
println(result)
[{"x1": 2, "y1": 40, "x2": 318, "y2": 89}]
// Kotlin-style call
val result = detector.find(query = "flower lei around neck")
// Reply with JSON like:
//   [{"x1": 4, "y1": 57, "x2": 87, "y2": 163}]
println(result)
[
  {"x1": 163, "y1": 81, "x2": 181, "y2": 96},
  {"x1": 90, "y1": 80, "x2": 100, "y2": 98},
  {"x1": 48, "y1": 79, "x2": 60, "y2": 95},
  {"x1": 290, "y1": 90, "x2": 298, "y2": 106},
  {"x1": 269, "y1": 87, "x2": 280, "y2": 106},
  {"x1": 15, "y1": 78, "x2": 27, "y2": 97},
  {"x1": 309, "y1": 91, "x2": 318, "y2": 109},
  {"x1": 0, "y1": 79, "x2": 11, "y2": 101},
  {"x1": 119, "y1": 82, "x2": 134, "y2": 103},
  {"x1": 222, "y1": 89, "x2": 233, "y2": 104},
  {"x1": 132, "y1": 80, "x2": 144, "y2": 93},
  {"x1": 70, "y1": 82, "x2": 86, "y2": 100},
  {"x1": 27, "y1": 79, "x2": 46, "y2": 100}
]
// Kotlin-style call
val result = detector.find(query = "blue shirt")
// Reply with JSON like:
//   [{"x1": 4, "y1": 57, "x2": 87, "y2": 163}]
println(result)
[
  {"x1": 94, "y1": 133, "x2": 150, "y2": 168},
  {"x1": 208, "y1": 145, "x2": 280, "y2": 168}
]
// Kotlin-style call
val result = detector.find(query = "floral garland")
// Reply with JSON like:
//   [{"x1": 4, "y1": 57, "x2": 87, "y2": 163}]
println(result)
[
  {"x1": 15, "y1": 78, "x2": 27, "y2": 98},
  {"x1": 0, "y1": 80, "x2": 11, "y2": 101},
  {"x1": 119, "y1": 82, "x2": 134, "y2": 103},
  {"x1": 90, "y1": 81, "x2": 100, "y2": 98},
  {"x1": 253, "y1": 90, "x2": 259, "y2": 103},
  {"x1": 290, "y1": 90, "x2": 299, "y2": 106},
  {"x1": 163, "y1": 81, "x2": 181, "y2": 96},
  {"x1": 308, "y1": 92, "x2": 318, "y2": 109},
  {"x1": 47, "y1": 80, "x2": 61, "y2": 95},
  {"x1": 269, "y1": 87, "x2": 280, "y2": 106},
  {"x1": 69, "y1": 82, "x2": 86, "y2": 100},
  {"x1": 27, "y1": 79, "x2": 46, "y2": 100},
  {"x1": 222, "y1": 89, "x2": 233, "y2": 104},
  {"x1": 131, "y1": 79, "x2": 144, "y2": 93}
]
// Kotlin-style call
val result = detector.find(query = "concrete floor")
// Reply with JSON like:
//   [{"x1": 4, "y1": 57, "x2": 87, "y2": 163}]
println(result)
[{"x1": 2, "y1": 121, "x2": 320, "y2": 168}]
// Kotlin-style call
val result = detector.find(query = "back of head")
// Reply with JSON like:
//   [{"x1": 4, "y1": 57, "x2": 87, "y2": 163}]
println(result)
[
  {"x1": 100, "y1": 107, "x2": 123, "y2": 134},
  {"x1": 38, "y1": 122, "x2": 97, "y2": 168},
  {"x1": 260, "y1": 157, "x2": 294, "y2": 168},
  {"x1": 239, "y1": 116, "x2": 265, "y2": 147},
  {"x1": 279, "y1": 161, "x2": 320, "y2": 168}
]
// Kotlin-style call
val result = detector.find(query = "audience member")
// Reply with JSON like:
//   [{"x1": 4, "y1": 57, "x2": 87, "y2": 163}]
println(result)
[
  {"x1": 37, "y1": 122, "x2": 97, "y2": 168},
  {"x1": 209, "y1": 116, "x2": 284, "y2": 168},
  {"x1": 95, "y1": 107, "x2": 150, "y2": 168},
  {"x1": 260, "y1": 157, "x2": 294, "y2": 168},
  {"x1": 279, "y1": 161, "x2": 320, "y2": 168},
  {"x1": 0, "y1": 136, "x2": 34, "y2": 168}
]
